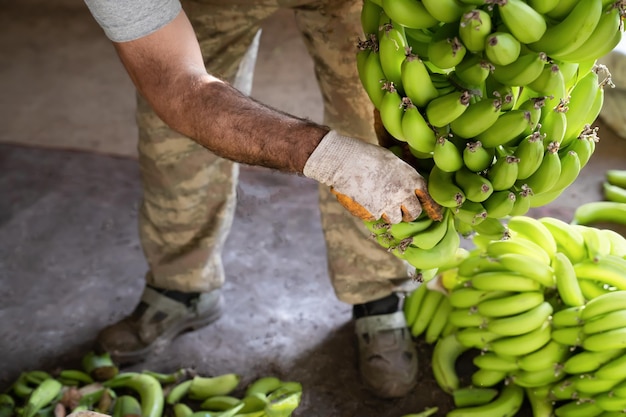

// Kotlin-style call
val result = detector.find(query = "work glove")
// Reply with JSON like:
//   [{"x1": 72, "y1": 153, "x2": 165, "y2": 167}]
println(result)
[{"x1": 304, "y1": 130, "x2": 442, "y2": 224}]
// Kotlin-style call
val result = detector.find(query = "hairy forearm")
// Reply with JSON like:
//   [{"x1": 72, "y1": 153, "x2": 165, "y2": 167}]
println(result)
[{"x1": 144, "y1": 71, "x2": 328, "y2": 174}]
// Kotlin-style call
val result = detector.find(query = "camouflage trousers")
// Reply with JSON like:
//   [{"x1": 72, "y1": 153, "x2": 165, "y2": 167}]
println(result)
[{"x1": 137, "y1": 0, "x2": 415, "y2": 305}]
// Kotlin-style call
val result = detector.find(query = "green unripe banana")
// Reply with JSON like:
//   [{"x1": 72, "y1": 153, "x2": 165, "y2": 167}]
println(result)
[
  {"x1": 450, "y1": 98, "x2": 502, "y2": 139},
  {"x1": 425, "y1": 90, "x2": 471, "y2": 127},
  {"x1": 462, "y1": 141, "x2": 494, "y2": 172},
  {"x1": 484, "y1": 32, "x2": 521, "y2": 66},
  {"x1": 498, "y1": 0, "x2": 547, "y2": 44},
  {"x1": 378, "y1": 21, "x2": 408, "y2": 92},
  {"x1": 514, "y1": 131, "x2": 545, "y2": 180},
  {"x1": 483, "y1": 190, "x2": 516, "y2": 219},
  {"x1": 433, "y1": 136, "x2": 464, "y2": 172},
  {"x1": 454, "y1": 167, "x2": 494, "y2": 203},
  {"x1": 487, "y1": 155, "x2": 520, "y2": 191},
  {"x1": 379, "y1": 82, "x2": 407, "y2": 142},
  {"x1": 381, "y1": 0, "x2": 439, "y2": 29},
  {"x1": 458, "y1": 9, "x2": 492, "y2": 53},
  {"x1": 428, "y1": 165, "x2": 466, "y2": 208},
  {"x1": 491, "y1": 52, "x2": 547, "y2": 87},
  {"x1": 401, "y1": 53, "x2": 439, "y2": 108},
  {"x1": 401, "y1": 100, "x2": 437, "y2": 153}
]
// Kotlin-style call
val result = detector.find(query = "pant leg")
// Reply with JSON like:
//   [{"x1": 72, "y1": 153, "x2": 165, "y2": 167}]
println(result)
[
  {"x1": 292, "y1": 1, "x2": 415, "y2": 305},
  {"x1": 137, "y1": 1, "x2": 276, "y2": 293}
]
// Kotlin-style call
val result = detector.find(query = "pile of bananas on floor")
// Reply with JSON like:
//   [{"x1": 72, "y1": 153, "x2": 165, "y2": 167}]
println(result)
[
  {"x1": 359, "y1": 0, "x2": 624, "y2": 268},
  {"x1": 1, "y1": 354, "x2": 303, "y2": 417},
  {"x1": 358, "y1": 0, "x2": 626, "y2": 416}
]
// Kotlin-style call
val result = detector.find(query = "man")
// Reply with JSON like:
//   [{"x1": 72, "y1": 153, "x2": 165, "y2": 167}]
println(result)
[{"x1": 83, "y1": 0, "x2": 438, "y2": 399}]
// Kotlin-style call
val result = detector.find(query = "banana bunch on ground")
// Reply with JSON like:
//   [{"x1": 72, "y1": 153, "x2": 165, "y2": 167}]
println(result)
[
  {"x1": 1, "y1": 352, "x2": 302, "y2": 417},
  {"x1": 403, "y1": 215, "x2": 626, "y2": 416},
  {"x1": 358, "y1": 0, "x2": 624, "y2": 271}
]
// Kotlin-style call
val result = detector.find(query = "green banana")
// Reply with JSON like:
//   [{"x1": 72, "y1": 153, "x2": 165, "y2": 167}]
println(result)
[
  {"x1": 404, "y1": 283, "x2": 428, "y2": 327},
  {"x1": 425, "y1": 90, "x2": 471, "y2": 127},
  {"x1": 446, "y1": 384, "x2": 524, "y2": 417},
  {"x1": 562, "y1": 348, "x2": 624, "y2": 374},
  {"x1": 431, "y1": 333, "x2": 469, "y2": 394},
  {"x1": 489, "y1": 321, "x2": 552, "y2": 357},
  {"x1": 425, "y1": 295, "x2": 453, "y2": 344},
  {"x1": 578, "y1": 279, "x2": 611, "y2": 300},
  {"x1": 475, "y1": 109, "x2": 532, "y2": 148},
  {"x1": 187, "y1": 373, "x2": 241, "y2": 400},
  {"x1": 104, "y1": 373, "x2": 164, "y2": 417},
  {"x1": 498, "y1": 0, "x2": 547, "y2": 43},
  {"x1": 458, "y1": 9, "x2": 492, "y2": 53},
  {"x1": 245, "y1": 376, "x2": 282, "y2": 397},
  {"x1": 529, "y1": 149, "x2": 581, "y2": 207},
  {"x1": 448, "y1": 288, "x2": 512, "y2": 309},
  {"x1": 603, "y1": 228, "x2": 626, "y2": 257},
  {"x1": 510, "y1": 366, "x2": 565, "y2": 388},
  {"x1": 575, "y1": 225, "x2": 613, "y2": 260},
  {"x1": 545, "y1": 0, "x2": 578, "y2": 19},
  {"x1": 554, "y1": 398, "x2": 602, "y2": 417},
  {"x1": 516, "y1": 97, "x2": 544, "y2": 137},
  {"x1": 357, "y1": 46, "x2": 386, "y2": 109},
  {"x1": 525, "y1": 386, "x2": 553, "y2": 417},
  {"x1": 454, "y1": 55, "x2": 494, "y2": 87},
  {"x1": 381, "y1": 0, "x2": 439, "y2": 29},
  {"x1": 528, "y1": 0, "x2": 560, "y2": 14},
  {"x1": 388, "y1": 214, "x2": 434, "y2": 240},
  {"x1": 583, "y1": 327, "x2": 626, "y2": 352},
  {"x1": 22, "y1": 379, "x2": 62, "y2": 417},
  {"x1": 410, "y1": 211, "x2": 450, "y2": 249},
  {"x1": 476, "y1": 291, "x2": 544, "y2": 317},
  {"x1": 491, "y1": 51, "x2": 547, "y2": 87},
  {"x1": 514, "y1": 132, "x2": 548, "y2": 180},
  {"x1": 82, "y1": 351, "x2": 119, "y2": 382},
  {"x1": 470, "y1": 369, "x2": 507, "y2": 387},
  {"x1": 450, "y1": 98, "x2": 502, "y2": 139},
  {"x1": 487, "y1": 301, "x2": 553, "y2": 336},
  {"x1": 518, "y1": 142, "x2": 562, "y2": 196},
  {"x1": 411, "y1": 290, "x2": 444, "y2": 337},
  {"x1": 486, "y1": 155, "x2": 520, "y2": 191},
  {"x1": 561, "y1": 126, "x2": 597, "y2": 167},
  {"x1": 433, "y1": 136, "x2": 464, "y2": 172},
  {"x1": 472, "y1": 352, "x2": 519, "y2": 372},
  {"x1": 455, "y1": 327, "x2": 501, "y2": 350},
  {"x1": 606, "y1": 168, "x2": 626, "y2": 188},
  {"x1": 427, "y1": 165, "x2": 466, "y2": 208},
  {"x1": 264, "y1": 382, "x2": 302, "y2": 417},
  {"x1": 454, "y1": 168, "x2": 494, "y2": 203},
  {"x1": 378, "y1": 21, "x2": 407, "y2": 92},
  {"x1": 484, "y1": 32, "x2": 521, "y2": 66},
  {"x1": 507, "y1": 215, "x2": 557, "y2": 259},
  {"x1": 401, "y1": 101, "x2": 437, "y2": 153},
  {"x1": 596, "y1": 351, "x2": 626, "y2": 380},
  {"x1": 394, "y1": 214, "x2": 460, "y2": 270},
  {"x1": 528, "y1": 64, "x2": 567, "y2": 104},
  {"x1": 558, "y1": 5, "x2": 622, "y2": 62},
  {"x1": 462, "y1": 141, "x2": 494, "y2": 172},
  {"x1": 564, "y1": 67, "x2": 601, "y2": 140},
  {"x1": 166, "y1": 379, "x2": 193, "y2": 404},
  {"x1": 452, "y1": 387, "x2": 499, "y2": 408},
  {"x1": 539, "y1": 100, "x2": 567, "y2": 145},
  {"x1": 528, "y1": 0, "x2": 603, "y2": 59},
  {"x1": 482, "y1": 190, "x2": 516, "y2": 219},
  {"x1": 552, "y1": 326, "x2": 586, "y2": 347},
  {"x1": 538, "y1": 216, "x2": 587, "y2": 264},
  {"x1": 112, "y1": 395, "x2": 143, "y2": 417},
  {"x1": 554, "y1": 251, "x2": 586, "y2": 308},
  {"x1": 401, "y1": 53, "x2": 439, "y2": 108},
  {"x1": 361, "y1": 0, "x2": 382, "y2": 36},
  {"x1": 577, "y1": 290, "x2": 626, "y2": 321},
  {"x1": 173, "y1": 403, "x2": 194, "y2": 417},
  {"x1": 572, "y1": 201, "x2": 626, "y2": 226},
  {"x1": 517, "y1": 340, "x2": 571, "y2": 372},
  {"x1": 471, "y1": 271, "x2": 542, "y2": 293},
  {"x1": 201, "y1": 395, "x2": 242, "y2": 411},
  {"x1": 454, "y1": 200, "x2": 489, "y2": 227},
  {"x1": 603, "y1": 181, "x2": 626, "y2": 203},
  {"x1": 448, "y1": 307, "x2": 488, "y2": 328},
  {"x1": 495, "y1": 253, "x2": 555, "y2": 288},
  {"x1": 428, "y1": 23, "x2": 467, "y2": 70},
  {"x1": 379, "y1": 82, "x2": 407, "y2": 141},
  {"x1": 485, "y1": 237, "x2": 551, "y2": 264},
  {"x1": 422, "y1": 0, "x2": 465, "y2": 23}
]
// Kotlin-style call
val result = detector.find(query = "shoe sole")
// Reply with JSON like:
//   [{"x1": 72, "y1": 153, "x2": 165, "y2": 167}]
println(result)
[{"x1": 108, "y1": 296, "x2": 224, "y2": 365}]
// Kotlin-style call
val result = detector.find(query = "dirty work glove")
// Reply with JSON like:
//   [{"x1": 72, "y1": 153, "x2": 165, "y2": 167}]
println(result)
[{"x1": 303, "y1": 130, "x2": 442, "y2": 224}]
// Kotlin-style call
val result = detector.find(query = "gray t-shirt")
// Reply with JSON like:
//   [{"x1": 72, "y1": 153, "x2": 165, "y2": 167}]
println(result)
[{"x1": 83, "y1": 0, "x2": 182, "y2": 42}]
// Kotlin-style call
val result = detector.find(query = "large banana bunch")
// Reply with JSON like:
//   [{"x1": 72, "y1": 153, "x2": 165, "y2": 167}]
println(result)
[
  {"x1": 358, "y1": 0, "x2": 624, "y2": 273},
  {"x1": 403, "y1": 215, "x2": 626, "y2": 416}
]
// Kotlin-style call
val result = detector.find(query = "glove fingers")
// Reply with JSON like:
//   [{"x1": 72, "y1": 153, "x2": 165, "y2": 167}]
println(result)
[
  {"x1": 381, "y1": 209, "x2": 403, "y2": 225},
  {"x1": 400, "y1": 201, "x2": 422, "y2": 223},
  {"x1": 415, "y1": 188, "x2": 443, "y2": 221},
  {"x1": 331, "y1": 189, "x2": 376, "y2": 222}
]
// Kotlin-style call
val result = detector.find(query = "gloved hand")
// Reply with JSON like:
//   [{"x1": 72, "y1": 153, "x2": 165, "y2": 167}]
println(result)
[{"x1": 303, "y1": 130, "x2": 442, "y2": 224}]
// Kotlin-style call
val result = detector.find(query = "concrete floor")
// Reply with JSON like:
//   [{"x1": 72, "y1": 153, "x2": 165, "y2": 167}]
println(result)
[{"x1": 0, "y1": 1, "x2": 625, "y2": 416}]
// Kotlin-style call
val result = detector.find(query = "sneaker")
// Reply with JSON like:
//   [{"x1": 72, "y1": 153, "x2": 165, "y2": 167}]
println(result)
[
  {"x1": 95, "y1": 286, "x2": 223, "y2": 364},
  {"x1": 354, "y1": 294, "x2": 418, "y2": 399}
]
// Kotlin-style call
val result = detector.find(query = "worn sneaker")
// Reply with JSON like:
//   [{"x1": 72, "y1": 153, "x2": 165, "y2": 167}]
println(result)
[
  {"x1": 95, "y1": 286, "x2": 223, "y2": 364},
  {"x1": 354, "y1": 295, "x2": 418, "y2": 399}
]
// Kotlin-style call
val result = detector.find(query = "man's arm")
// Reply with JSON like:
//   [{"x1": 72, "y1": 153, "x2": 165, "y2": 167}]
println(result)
[{"x1": 112, "y1": 10, "x2": 325, "y2": 174}]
